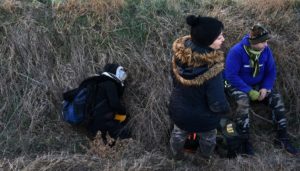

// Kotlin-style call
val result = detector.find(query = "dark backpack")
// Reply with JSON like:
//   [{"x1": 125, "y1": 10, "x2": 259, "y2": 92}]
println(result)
[
  {"x1": 62, "y1": 75, "x2": 108, "y2": 126},
  {"x1": 62, "y1": 87, "x2": 89, "y2": 125}
]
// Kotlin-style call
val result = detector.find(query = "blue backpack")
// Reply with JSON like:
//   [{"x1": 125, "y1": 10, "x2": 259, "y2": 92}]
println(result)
[
  {"x1": 62, "y1": 88, "x2": 89, "y2": 124},
  {"x1": 62, "y1": 75, "x2": 107, "y2": 125}
]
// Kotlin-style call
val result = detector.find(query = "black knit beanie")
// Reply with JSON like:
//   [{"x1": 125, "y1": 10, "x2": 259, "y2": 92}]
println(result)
[
  {"x1": 103, "y1": 63, "x2": 119, "y2": 75},
  {"x1": 186, "y1": 15, "x2": 224, "y2": 47}
]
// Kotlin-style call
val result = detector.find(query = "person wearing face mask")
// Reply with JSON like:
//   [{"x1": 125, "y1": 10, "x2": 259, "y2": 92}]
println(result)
[
  {"x1": 169, "y1": 15, "x2": 230, "y2": 160},
  {"x1": 87, "y1": 63, "x2": 130, "y2": 141},
  {"x1": 224, "y1": 24, "x2": 299, "y2": 156}
]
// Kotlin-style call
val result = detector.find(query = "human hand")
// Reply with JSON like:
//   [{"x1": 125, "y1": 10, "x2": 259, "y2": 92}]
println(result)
[
  {"x1": 258, "y1": 88, "x2": 268, "y2": 101},
  {"x1": 248, "y1": 90, "x2": 260, "y2": 101}
]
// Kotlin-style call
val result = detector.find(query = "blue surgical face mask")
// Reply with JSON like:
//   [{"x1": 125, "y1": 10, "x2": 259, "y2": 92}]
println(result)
[{"x1": 116, "y1": 66, "x2": 127, "y2": 82}]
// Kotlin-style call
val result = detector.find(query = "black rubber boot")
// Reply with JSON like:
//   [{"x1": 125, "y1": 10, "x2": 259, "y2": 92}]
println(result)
[
  {"x1": 242, "y1": 139, "x2": 255, "y2": 156},
  {"x1": 275, "y1": 129, "x2": 299, "y2": 156},
  {"x1": 236, "y1": 117, "x2": 255, "y2": 156}
]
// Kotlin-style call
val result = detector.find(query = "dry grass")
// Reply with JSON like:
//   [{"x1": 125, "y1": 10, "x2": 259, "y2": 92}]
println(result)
[
  {"x1": 0, "y1": 0, "x2": 299, "y2": 170},
  {"x1": 0, "y1": 0, "x2": 21, "y2": 13},
  {"x1": 241, "y1": 0, "x2": 296, "y2": 12},
  {"x1": 239, "y1": 0, "x2": 298, "y2": 33},
  {"x1": 53, "y1": 0, "x2": 124, "y2": 17}
]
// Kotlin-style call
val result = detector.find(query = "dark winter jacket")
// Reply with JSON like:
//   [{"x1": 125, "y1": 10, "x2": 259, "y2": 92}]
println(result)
[
  {"x1": 224, "y1": 34, "x2": 276, "y2": 93},
  {"x1": 87, "y1": 72, "x2": 128, "y2": 138},
  {"x1": 169, "y1": 35, "x2": 230, "y2": 132},
  {"x1": 93, "y1": 72, "x2": 126, "y2": 115}
]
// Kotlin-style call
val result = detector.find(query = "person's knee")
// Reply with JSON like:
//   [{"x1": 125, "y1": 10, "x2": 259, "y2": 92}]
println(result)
[
  {"x1": 236, "y1": 94, "x2": 250, "y2": 107},
  {"x1": 268, "y1": 93, "x2": 285, "y2": 109},
  {"x1": 235, "y1": 94, "x2": 250, "y2": 116},
  {"x1": 170, "y1": 125, "x2": 187, "y2": 143}
]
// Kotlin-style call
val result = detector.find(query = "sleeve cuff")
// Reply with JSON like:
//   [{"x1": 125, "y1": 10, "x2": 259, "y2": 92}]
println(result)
[{"x1": 114, "y1": 114, "x2": 126, "y2": 122}]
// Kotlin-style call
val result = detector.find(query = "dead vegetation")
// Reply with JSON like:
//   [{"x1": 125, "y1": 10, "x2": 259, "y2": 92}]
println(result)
[{"x1": 0, "y1": 0, "x2": 299, "y2": 170}]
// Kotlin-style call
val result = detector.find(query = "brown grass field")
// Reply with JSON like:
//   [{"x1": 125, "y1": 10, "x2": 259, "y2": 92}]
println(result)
[{"x1": 0, "y1": 0, "x2": 299, "y2": 170}]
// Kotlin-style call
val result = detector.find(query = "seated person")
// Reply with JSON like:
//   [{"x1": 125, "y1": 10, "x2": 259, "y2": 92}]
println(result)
[{"x1": 224, "y1": 23, "x2": 299, "y2": 156}]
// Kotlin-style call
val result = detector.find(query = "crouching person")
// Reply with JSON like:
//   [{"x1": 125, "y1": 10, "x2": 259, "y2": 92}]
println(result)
[
  {"x1": 168, "y1": 15, "x2": 230, "y2": 160},
  {"x1": 86, "y1": 63, "x2": 131, "y2": 143}
]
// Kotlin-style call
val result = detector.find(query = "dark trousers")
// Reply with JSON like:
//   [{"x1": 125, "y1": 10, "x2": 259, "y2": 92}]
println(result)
[
  {"x1": 87, "y1": 112, "x2": 131, "y2": 141},
  {"x1": 170, "y1": 124, "x2": 217, "y2": 159},
  {"x1": 225, "y1": 86, "x2": 287, "y2": 138}
]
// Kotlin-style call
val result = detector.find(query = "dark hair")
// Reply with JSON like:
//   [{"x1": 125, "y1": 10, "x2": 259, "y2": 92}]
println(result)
[
  {"x1": 103, "y1": 63, "x2": 119, "y2": 74},
  {"x1": 186, "y1": 15, "x2": 224, "y2": 47}
]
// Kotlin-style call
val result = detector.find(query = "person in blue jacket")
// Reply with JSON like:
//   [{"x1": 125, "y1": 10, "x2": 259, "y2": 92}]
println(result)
[
  {"x1": 224, "y1": 24, "x2": 299, "y2": 156},
  {"x1": 169, "y1": 15, "x2": 230, "y2": 159}
]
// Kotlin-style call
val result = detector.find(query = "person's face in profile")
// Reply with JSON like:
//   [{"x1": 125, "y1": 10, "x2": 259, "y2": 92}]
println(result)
[{"x1": 209, "y1": 32, "x2": 225, "y2": 50}]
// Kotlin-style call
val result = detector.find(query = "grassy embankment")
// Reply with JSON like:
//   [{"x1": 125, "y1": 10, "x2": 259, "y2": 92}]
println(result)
[{"x1": 0, "y1": 0, "x2": 299, "y2": 170}]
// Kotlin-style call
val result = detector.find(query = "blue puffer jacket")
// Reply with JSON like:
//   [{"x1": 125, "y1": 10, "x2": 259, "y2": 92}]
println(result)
[
  {"x1": 224, "y1": 34, "x2": 276, "y2": 93},
  {"x1": 169, "y1": 36, "x2": 230, "y2": 132}
]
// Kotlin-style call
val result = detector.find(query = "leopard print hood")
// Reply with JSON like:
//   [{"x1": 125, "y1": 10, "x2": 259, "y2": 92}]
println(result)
[{"x1": 172, "y1": 35, "x2": 224, "y2": 86}]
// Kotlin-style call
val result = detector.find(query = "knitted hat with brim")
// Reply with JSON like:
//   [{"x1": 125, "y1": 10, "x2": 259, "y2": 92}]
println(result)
[{"x1": 249, "y1": 24, "x2": 270, "y2": 44}]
